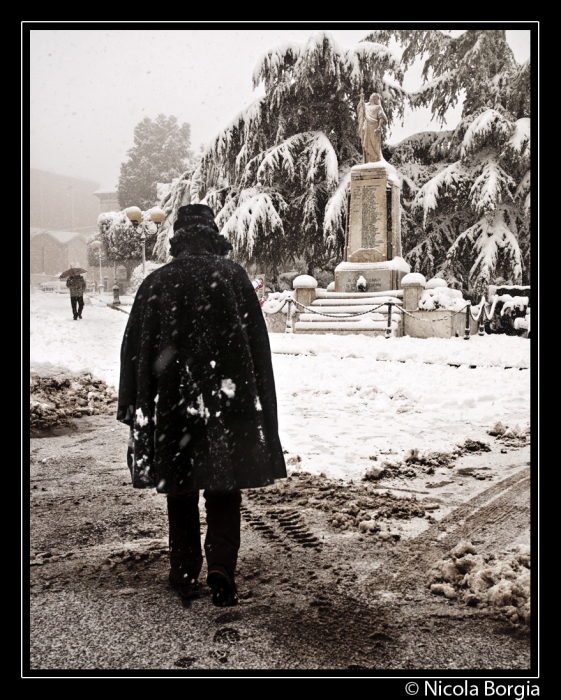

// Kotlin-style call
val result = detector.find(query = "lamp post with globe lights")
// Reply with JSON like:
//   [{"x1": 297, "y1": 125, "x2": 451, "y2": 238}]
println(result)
[{"x1": 125, "y1": 206, "x2": 165, "y2": 277}]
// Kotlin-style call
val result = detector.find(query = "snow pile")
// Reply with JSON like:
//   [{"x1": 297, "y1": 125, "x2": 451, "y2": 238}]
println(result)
[
  {"x1": 364, "y1": 439, "x2": 491, "y2": 481},
  {"x1": 262, "y1": 290, "x2": 294, "y2": 315},
  {"x1": 417, "y1": 286, "x2": 466, "y2": 311},
  {"x1": 401, "y1": 272, "x2": 426, "y2": 287},
  {"x1": 429, "y1": 541, "x2": 531, "y2": 626},
  {"x1": 514, "y1": 308, "x2": 530, "y2": 332},
  {"x1": 292, "y1": 275, "x2": 318, "y2": 289},
  {"x1": 356, "y1": 275, "x2": 367, "y2": 292},
  {"x1": 425, "y1": 277, "x2": 448, "y2": 289},
  {"x1": 331, "y1": 489, "x2": 426, "y2": 535},
  {"x1": 30, "y1": 371, "x2": 118, "y2": 429},
  {"x1": 500, "y1": 295, "x2": 529, "y2": 315},
  {"x1": 260, "y1": 471, "x2": 425, "y2": 535},
  {"x1": 487, "y1": 421, "x2": 530, "y2": 447}
]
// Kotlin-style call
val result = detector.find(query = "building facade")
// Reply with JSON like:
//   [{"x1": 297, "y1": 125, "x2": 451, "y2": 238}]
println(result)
[
  {"x1": 30, "y1": 168, "x2": 101, "y2": 235},
  {"x1": 30, "y1": 229, "x2": 89, "y2": 286}
]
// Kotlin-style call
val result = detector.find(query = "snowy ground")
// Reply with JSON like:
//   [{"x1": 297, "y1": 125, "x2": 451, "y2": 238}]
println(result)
[
  {"x1": 29, "y1": 288, "x2": 533, "y2": 671},
  {"x1": 30, "y1": 288, "x2": 530, "y2": 483}
]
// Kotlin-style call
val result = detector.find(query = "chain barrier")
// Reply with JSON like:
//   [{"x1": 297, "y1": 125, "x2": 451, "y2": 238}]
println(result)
[
  {"x1": 485, "y1": 295, "x2": 500, "y2": 320},
  {"x1": 264, "y1": 290, "x2": 528, "y2": 341},
  {"x1": 262, "y1": 296, "x2": 402, "y2": 336},
  {"x1": 469, "y1": 302, "x2": 484, "y2": 322},
  {"x1": 399, "y1": 304, "x2": 470, "y2": 322},
  {"x1": 469, "y1": 296, "x2": 487, "y2": 336},
  {"x1": 468, "y1": 295, "x2": 521, "y2": 336},
  {"x1": 265, "y1": 296, "x2": 472, "y2": 338},
  {"x1": 469, "y1": 294, "x2": 525, "y2": 323},
  {"x1": 265, "y1": 296, "x2": 473, "y2": 323},
  {"x1": 290, "y1": 297, "x2": 396, "y2": 318},
  {"x1": 279, "y1": 298, "x2": 401, "y2": 337}
]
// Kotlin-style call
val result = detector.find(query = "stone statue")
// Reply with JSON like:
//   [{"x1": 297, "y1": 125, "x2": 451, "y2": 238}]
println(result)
[{"x1": 357, "y1": 90, "x2": 388, "y2": 163}]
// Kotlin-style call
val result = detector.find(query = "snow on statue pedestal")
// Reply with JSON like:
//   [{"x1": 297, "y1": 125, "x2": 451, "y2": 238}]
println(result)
[{"x1": 335, "y1": 93, "x2": 409, "y2": 293}]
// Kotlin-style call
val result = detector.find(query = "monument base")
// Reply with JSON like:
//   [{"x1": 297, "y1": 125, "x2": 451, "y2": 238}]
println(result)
[{"x1": 334, "y1": 257, "x2": 410, "y2": 294}]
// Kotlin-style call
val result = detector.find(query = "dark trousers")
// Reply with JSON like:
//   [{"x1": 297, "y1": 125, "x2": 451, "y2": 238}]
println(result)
[
  {"x1": 70, "y1": 296, "x2": 84, "y2": 318},
  {"x1": 167, "y1": 490, "x2": 242, "y2": 582}
]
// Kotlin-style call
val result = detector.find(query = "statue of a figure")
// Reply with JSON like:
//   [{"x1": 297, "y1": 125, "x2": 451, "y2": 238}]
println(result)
[{"x1": 357, "y1": 90, "x2": 388, "y2": 163}]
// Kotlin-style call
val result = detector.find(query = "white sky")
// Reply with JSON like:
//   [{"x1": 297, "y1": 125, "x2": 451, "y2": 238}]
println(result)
[{"x1": 29, "y1": 24, "x2": 531, "y2": 190}]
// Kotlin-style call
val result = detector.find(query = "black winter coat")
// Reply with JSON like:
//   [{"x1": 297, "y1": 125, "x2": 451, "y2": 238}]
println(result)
[
  {"x1": 117, "y1": 242, "x2": 287, "y2": 493},
  {"x1": 66, "y1": 276, "x2": 86, "y2": 297}
]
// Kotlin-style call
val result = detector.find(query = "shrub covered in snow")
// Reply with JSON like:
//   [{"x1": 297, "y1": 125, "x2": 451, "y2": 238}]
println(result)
[
  {"x1": 485, "y1": 294, "x2": 529, "y2": 336},
  {"x1": 418, "y1": 286, "x2": 466, "y2": 311},
  {"x1": 126, "y1": 261, "x2": 166, "y2": 296}
]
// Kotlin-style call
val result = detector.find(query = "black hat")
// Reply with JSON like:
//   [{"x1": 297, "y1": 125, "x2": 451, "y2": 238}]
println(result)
[
  {"x1": 169, "y1": 203, "x2": 232, "y2": 257},
  {"x1": 173, "y1": 204, "x2": 218, "y2": 233}
]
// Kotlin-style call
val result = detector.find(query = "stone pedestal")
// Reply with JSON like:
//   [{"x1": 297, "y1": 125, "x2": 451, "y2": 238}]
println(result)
[
  {"x1": 335, "y1": 161, "x2": 406, "y2": 293},
  {"x1": 401, "y1": 274, "x2": 426, "y2": 311},
  {"x1": 347, "y1": 162, "x2": 401, "y2": 263},
  {"x1": 293, "y1": 274, "x2": 318, "y2": 308},
  {"x1": 334, "y1": 260, "x2": 408, "y2": 293}
]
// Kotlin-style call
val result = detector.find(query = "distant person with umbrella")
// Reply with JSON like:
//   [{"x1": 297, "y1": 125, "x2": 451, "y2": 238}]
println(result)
[{"x1": 61, "y1": 267, "x2": 87, "y2": 320}]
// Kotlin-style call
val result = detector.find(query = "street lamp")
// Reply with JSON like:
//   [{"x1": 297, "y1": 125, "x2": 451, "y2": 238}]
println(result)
[
  {"x1": 125, "y1": 206, "x2": 165, "y2": 277},
  {"x1": 89, "y1": 240, "x2": 103, "y2": 293}
]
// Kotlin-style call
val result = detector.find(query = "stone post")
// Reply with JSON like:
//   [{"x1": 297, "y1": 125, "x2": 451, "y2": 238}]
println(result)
[
  {"x1": 293, "y1": 275, "x2": 318, "y2": 309},
  {"x1": 401, "y1": 273, "x2": 426, "y2": 311}
]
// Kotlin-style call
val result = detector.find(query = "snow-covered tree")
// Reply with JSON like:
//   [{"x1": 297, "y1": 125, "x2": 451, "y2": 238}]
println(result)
[
  {"x1": 92, "y1": 210, "x2": 160, "y2": 281},
  {"x1": 118, "y1": 114, "x2": 192, "y2": 211},
  {"x1": 153, "y1": 32, "x2": 405, "y2": 278},
  {"x1": 367, "y1": 29, "x2": 531, "y2": 294}
]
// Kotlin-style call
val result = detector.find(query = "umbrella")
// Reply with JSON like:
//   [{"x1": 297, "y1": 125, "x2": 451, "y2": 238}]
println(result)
[{"x1": 60, "y1": 267, "x2": 87, "y2": 279}]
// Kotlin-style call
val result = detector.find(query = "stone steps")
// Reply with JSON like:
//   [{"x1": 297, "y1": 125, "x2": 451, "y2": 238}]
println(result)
[
  {"x1": 315, "y1": 289, "x2": 403, "y2": 301},
  {"x1": 301, "y1": 305, "x2": 402, "y2": 315},
  {"x1": 293, "y1": 290, "x2": 403, "y2": 336}
]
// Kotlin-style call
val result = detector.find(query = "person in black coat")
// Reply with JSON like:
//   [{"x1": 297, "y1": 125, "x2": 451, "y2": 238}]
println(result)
[{"x1": 117, "y1": 204, "x2": 286, "y2": 605}]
